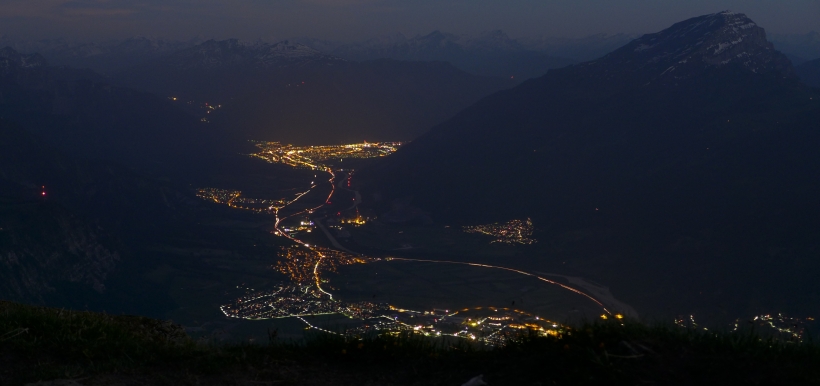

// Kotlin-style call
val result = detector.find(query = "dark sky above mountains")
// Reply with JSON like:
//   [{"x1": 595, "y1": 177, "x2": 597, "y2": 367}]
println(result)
[{"x1": 0, "y1": 0, "x2": 817, "y2": 41}]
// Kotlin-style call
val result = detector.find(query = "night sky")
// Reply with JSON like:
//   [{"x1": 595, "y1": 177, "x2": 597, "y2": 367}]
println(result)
[{"x1": 1, "y1": 0, "x2": 818, "y2": 41}]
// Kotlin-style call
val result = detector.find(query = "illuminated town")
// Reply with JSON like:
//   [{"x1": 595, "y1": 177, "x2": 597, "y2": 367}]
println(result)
[
  {"x1": 219, "y1": 246, "x2": 571, "y2": 346},
  {"x1": 463, "y1": 218, "x2": 537, "y2": 244},
  {"x1": 249, "y1": 141, "x2": 403, "y2": 170},
  {"x1": 343, "y1": 306, "x2": 566, "y2": 346},
  {"x1": 221, "y1": 281, "x2": 568, "y2": 346},
  {"x1": 196, "y1": 187, "x2": 288, "y2": 213},
  {"x1": 219, "y1": 284, "x2": 338, "y2": 319},
  {"x1": 273, "y1": 245, "x2": 370, "y2": 285},
  {"x1": 336, "y1": 211, "x2": 368, "y2": 226}
]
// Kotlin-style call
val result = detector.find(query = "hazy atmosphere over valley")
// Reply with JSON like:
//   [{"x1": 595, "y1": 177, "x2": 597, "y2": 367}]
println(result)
[{"x1": 2, "y1": 1, "x2": 820, "y2": 385}]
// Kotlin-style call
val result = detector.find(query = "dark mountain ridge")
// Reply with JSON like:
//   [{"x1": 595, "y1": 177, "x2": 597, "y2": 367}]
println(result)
[
  {"x1": 796, "y1": 58, "x2": 820, "y2": 87},
  {"x1": 114, "y1": 39, "x2": 515, "y2": 144},
  {"x1": 0, "y1": 119, "x2": 196, "y2": 308},
  {"x1": 0, "y1": 47, "x2": 226, "y2": 173},
  {"x1": 361, "y1": 11, "x2": 820, "y2": 321}
]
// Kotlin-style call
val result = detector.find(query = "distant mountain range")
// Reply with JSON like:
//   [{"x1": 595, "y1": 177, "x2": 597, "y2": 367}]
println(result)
[
  {"x1": 361, "y1": 11, "x2": 820, "y2": 321},
  {"x1": 0, "y1": 36, "x2": 201, "y2": 75},
  {"x1": 0, "y1": 32, "x2": 616, "y2": 79},
  {"x1": 150, "y1": 39, "x2": 333, "y2": 70},
  {"x1": 304, "y1": 30, "x2": 577, "y2": 79},
  {"x1": 4, "y1": 29, "x2": 817, "y2": 77}
]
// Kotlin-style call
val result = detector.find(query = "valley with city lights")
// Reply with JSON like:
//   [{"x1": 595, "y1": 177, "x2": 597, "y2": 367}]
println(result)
[
  {"x1": 193, "y1": 140, "x2": 634, "y2": 346},
  {"x1": 187, "y1": 136, "x2": 818, "y2": 348}
]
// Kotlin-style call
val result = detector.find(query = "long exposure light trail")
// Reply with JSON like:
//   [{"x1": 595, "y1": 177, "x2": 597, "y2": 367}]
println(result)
[
  {"x1": 296, "y1": 316, "x2": 341, "y2": 335},
  {"x1": 313, "y1": 257, "x2": 333, "y2": 300},
  {"x1": 271, "y1": 167, "x2": 338, "y2": 300},
  {"x1": 384, "y1": 257, "x2": 612, "y2": 315}
]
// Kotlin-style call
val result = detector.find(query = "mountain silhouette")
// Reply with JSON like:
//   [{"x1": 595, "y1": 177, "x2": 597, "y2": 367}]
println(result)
[{"x1": 362, "y1": 12, "x2": 820, "y2": 320}]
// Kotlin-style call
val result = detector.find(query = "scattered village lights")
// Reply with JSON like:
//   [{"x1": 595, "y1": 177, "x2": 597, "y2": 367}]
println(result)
[{"x1": 463, "y1": 218, "x2": 537, "y2": 244}]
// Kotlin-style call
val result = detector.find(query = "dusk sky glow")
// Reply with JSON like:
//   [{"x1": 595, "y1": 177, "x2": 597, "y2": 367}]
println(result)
[{"x1": 1, "y1": 0, "x2": 817, "y2": 41}]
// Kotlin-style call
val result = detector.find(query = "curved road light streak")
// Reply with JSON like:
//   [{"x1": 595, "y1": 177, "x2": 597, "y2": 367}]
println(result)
[
  {"x1": 383, "y1": 257, "x2": 612, "y2": 315},
  {"x1": 297, "y1": 316, "x2": 340, "y2": 335}
]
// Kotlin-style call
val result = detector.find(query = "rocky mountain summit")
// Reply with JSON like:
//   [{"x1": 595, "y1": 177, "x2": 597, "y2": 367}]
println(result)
[{"x1": 580, "y1": 11, "x2": 793, "y2": 83}]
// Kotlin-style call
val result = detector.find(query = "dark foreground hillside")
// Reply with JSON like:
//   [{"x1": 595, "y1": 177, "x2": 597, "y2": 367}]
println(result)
[{"x1": 3, "y1": 301, "x2": 820, "y2": 386}]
